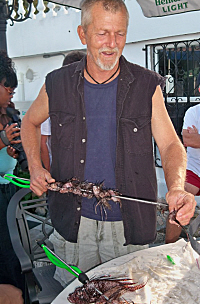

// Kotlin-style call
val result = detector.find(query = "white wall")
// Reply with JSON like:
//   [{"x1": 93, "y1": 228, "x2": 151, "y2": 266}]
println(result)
[
  {"x1": 7, "y1": 8, "x2": 83, "y2": 58},
  {"x1": 6, "y1": 0, "x2": 200, "y2": 113},
  {"x1": 6, "y1": 0, "x2": 200, "y2": 122},
  {"x1": 7, "y1": 0, "x2": 200, "y2": 59},
  {"x1": 13, "y1": 54, "x2": 67, "y2": 115}
]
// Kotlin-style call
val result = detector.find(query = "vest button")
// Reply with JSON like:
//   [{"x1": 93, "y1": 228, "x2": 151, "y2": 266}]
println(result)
[
  {"x1": 59, "y1": 123, "x2": 62, "y2": 126},
  {"x1": 77, "y1": 207, "x2": 81, "y2": 211},
  {"x1": 80, "y1": 159, "x2": 84, "y2": 163},
  {"x1": 82, "y1": 139, "x2": 86, "y2": 143},
  {"x1": 83, "y1": 117, "x2": 86, "y2": 120},
  {"x1": 133, "y1": 128, "x2": 137, "y2": 132}
]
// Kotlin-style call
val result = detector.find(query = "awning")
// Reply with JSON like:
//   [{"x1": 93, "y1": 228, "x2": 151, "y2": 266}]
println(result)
[
  {"x1": 49, "y1": 0, "x2": 200, "y2": 17},
  {"x1": 50, "y1": 0, "x2": 81, "y2": 9},
  {"x1": 136, "y1": 0, "x2": 200, "y2": 17}
]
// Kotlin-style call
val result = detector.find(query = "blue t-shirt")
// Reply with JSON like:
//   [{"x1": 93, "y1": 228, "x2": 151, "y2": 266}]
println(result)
[
  {"x1": 81, "y1": 77, "x2": 122, "y2": 221},
  {"x1": 0, "y1": 147, "x2": 17, "y2": 184}
]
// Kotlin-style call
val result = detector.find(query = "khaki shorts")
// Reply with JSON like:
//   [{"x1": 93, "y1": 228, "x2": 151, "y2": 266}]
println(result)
[{"x1": 49, "y1": 216, "x2": 148, "y2": 286}]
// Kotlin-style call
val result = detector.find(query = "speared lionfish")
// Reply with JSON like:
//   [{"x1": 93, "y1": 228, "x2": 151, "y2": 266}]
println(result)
[
  {"x1": 67, "y1": 276, "x2": 147, "y2": 304},
  {"x1": 47, "y1": 177, "x2": 122, "y2": 216}
]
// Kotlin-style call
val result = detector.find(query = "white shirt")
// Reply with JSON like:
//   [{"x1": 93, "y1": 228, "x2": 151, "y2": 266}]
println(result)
[
  {"x1": 41, "y1": 117, "x2": 52, "y2": 164},
  {"x1": 182, "y1": 104, "x2": 200, "y2": 177}
]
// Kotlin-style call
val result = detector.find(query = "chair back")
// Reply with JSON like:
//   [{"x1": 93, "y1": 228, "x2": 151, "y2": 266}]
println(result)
[
  {"x1": 8, "y1": 188, "x2": 53, "y2": 263},
  {"x1": 7, "y1": 188, "x2": 63, "y2": 304}
]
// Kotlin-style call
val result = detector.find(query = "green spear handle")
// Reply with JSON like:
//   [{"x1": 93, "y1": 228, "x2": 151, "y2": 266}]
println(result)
[
  {"x1": 38, "y1": 242, "x2": 89, "y2": 284},
  {"x1": 2, "y1": 174, "x2": 30, "y2": 188},
  {"x1": 38, "y1": 242, "x2": 109, "y2": 300}
]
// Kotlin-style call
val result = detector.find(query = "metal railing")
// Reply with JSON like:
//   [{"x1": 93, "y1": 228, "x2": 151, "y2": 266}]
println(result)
[{"x1": 145, "y1": 38, "x2": 200, "y2": 166}]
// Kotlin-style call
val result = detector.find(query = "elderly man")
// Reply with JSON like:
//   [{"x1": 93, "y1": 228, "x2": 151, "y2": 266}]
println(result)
[{"x1": 21, "y1": 0, "x2": 196, "y2": 286}]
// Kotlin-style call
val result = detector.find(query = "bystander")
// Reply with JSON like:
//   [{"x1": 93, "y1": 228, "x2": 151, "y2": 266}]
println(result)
[{"x1": 0, "y1": 51, "x2": 24, "y2": 294}]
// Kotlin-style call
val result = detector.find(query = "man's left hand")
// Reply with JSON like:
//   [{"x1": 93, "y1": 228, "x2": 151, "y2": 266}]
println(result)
[{"x1": 166, "y1": 188, "x2": 196, "y2": 226}]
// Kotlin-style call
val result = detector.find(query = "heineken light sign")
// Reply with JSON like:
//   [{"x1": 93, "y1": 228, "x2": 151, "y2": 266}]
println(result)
[{"x1": 136, "y1": 0, "x2": 200, "y2": 17}]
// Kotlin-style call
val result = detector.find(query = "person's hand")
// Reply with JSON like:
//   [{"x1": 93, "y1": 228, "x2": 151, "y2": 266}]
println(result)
[
  {"x1": 7, "y1": 145, "x2": 18, "y2": 159},
  {"x1": 187, "y1": 125, "x2": 198, "y2": 134},
  {"x1": 166, "y1": 188, "x2": 196, "y2": 226},
  {"x1": 29, "y1": 166, "x2": 55, "y2": 196},
  {"x1": 4, "y1": 124, "x2": 21, "y2": 144},
  {"x1": 0, "y1": 284, "x2": 23, "y2": 304}
]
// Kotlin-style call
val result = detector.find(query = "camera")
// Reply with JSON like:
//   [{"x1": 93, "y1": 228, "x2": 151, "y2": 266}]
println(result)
[{"x1": 6, "y1": 107, "x2": 28, "y2": 172}]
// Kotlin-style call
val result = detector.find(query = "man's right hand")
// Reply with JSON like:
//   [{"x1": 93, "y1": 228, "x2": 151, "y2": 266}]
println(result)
[{"x1": 29, "y1": 166, "x2": 55, "y2": 196}]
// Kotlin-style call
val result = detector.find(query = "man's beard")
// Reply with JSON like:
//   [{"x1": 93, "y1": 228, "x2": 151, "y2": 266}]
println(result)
[{"x1": 89, "y1": 47, "x2": 120, "y2": 71}]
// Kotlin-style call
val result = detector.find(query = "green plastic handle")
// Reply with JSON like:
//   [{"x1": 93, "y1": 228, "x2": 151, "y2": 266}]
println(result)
[
  {"x1": 41, "y1": 244, "x2": 82, "y2": 277},
  {"x1": 167, "y1": 255, "x2": 176, "y2": 265},
  {"x1": 3, "y1": 174, "x2": 30, "y2": 188},
  {"x1": 4, "y1": 174, "x2": 30, "y2": 184}
]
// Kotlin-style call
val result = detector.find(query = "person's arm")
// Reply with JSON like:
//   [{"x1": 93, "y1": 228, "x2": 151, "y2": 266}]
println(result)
[
  {"x1": 151, "y1": 85, "x2": 196, "y2": 226},
  {"x1": 41, "y1": 134, "x2": 50, "y2": 172},
  {"x1": 0, "y1": 284, "x2": 23, "y2": 304},
  {"x1": 21, "y1": 84, "x2": 55, "y2": 196},
  {"x1": 182, "y1": 125, "x2": 200, "y2": 148}
]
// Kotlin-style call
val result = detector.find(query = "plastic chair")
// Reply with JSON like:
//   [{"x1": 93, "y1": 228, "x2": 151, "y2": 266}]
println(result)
[{"x1": 7, "y1": 188, "x2": 63, "y2": 304}]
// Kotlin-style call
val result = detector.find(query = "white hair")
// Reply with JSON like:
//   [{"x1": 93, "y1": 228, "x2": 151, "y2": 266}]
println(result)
[{"x1": 80, "y1": 0, "x2": 129, "y2": 32}]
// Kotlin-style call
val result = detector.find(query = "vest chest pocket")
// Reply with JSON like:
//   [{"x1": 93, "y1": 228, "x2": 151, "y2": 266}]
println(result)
[
  {"x1": 120, "y1": 116, "x2": 152, "y2": 155},
  {"x1": 50, "y1": 112, "x2": 75, "y2": 150}
]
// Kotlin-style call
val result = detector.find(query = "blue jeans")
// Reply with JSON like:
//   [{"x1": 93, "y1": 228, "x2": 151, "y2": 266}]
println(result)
[{"x1": 0, "y1": 183, "x2": 25, "y2": 291}]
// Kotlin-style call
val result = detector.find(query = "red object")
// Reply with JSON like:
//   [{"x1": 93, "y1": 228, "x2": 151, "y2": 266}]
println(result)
[{"x1": 186, "y1": 170, "x2": 200, "y2": 195}]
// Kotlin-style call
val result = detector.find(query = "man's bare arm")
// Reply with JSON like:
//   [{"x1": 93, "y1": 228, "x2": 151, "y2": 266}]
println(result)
[
  {"x1": 152, "y1": 86, "x2": 186, "y2": 190},
  {"x1": 151, "y1": 85, "x2": 196, "y2": 226},
  {"x1": 21, "y1": 84, "x2": 55, "y2": 195}
]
